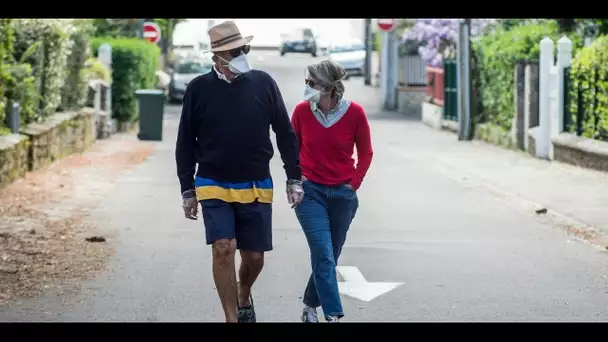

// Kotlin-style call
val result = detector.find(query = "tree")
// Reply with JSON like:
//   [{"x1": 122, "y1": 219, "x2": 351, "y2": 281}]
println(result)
[
  {"x1": 556, "y1": 19, "x2": 608, "y2": 37},
  {"x1": 92, "y1": 19, "x2": 140, "y2": 38},
  {"x1": 152, "y1": 19, "x2": 186, "y2": 53},
  {"x1": 152, "y1": 19, "x2": 186, "y2": 71},
  {"x1": 395, "y1": 19, "x2": 416, "y2": 37},
  {"x1": 91, "y1": 19, "x2": 185, "y2": 71}
]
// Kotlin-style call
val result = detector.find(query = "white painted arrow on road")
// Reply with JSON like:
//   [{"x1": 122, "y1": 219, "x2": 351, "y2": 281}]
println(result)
[{"x1": 337, "y1": 266, "x2": 403, "y2": 302}]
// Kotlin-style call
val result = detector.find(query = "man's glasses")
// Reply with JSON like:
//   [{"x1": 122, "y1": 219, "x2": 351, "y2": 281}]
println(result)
[
  {"x1": 228, "y1": 45, "x2": 251, "y2": 58},
  {"x1": 213, "y1": 45, "x2": 251, "y2": 66}
]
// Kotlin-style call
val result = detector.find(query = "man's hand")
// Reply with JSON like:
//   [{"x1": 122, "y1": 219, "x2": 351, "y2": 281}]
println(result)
[
  {"x1": 344, "y1": 183, "x2": 355, "y2": 192},
  {"x1": 286, "y1": 179, "x2": 304, "y2": 209},
  {"x1": 182, "y1": 189, "x2": 198, "y2": 220}
]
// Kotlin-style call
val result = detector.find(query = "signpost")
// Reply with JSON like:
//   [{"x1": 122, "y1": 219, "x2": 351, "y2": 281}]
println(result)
[
  {"x1": 378, "y1": 18, "x2": 398, "y2": 110},
  {"x1": 142, "y1": 22, "x2": 161, "y2": 44},
  {"x1": 377, "y1": 18, "x2": 396, "y2": 32}
]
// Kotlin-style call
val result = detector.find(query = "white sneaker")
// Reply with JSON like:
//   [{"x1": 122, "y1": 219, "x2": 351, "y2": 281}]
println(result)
[
  {"x1": 326, "y1": 315, "x2": 340, "y2": 323},
  {"x1": 301, "y1": 306, "x2": 319, "y2": 323}
]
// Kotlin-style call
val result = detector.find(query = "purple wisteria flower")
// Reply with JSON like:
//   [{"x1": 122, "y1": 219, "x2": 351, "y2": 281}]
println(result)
[{"x1": 402, "y1": 19, "x2": 498, "y2": 67}]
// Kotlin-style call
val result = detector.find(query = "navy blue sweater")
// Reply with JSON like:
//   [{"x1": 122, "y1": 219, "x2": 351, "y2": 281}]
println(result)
[{"x1": 175, "y1": 68, "x2": 302, "y2": 194}]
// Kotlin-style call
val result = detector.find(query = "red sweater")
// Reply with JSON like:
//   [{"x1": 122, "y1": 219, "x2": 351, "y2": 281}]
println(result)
[{"x1": 291, "y1": 101, "x2": 373, "y2": 190}]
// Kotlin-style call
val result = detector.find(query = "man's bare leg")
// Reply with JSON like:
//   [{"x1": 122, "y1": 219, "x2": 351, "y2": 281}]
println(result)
[
  {"x1": 212, "y1": 239, "x2": 238, "y2": 322},
  {"x1": 238, "y1": 251, "x2": 264, "y2": 307}
]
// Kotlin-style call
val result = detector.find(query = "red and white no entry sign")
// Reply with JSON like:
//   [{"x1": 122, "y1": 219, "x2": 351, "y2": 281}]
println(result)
[
  {"x1": 377, "y1": 19, "x2": 396, "y2": 32},
  {"x1": 143, "y1": 22, "x2": 161, "y2": 44}
]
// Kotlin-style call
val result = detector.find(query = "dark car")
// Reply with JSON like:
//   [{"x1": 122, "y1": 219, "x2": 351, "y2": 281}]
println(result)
[{"x1": 280, "y1": 28, "x2": 317, "y2": 57}]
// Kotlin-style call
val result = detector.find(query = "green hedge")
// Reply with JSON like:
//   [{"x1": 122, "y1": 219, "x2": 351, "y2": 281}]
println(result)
[
  {"x1": 473, "y1": 21, "x2": 583, "y2": 130},
  {"x1": 0, "y1": 19, "x2": 15, "y2": 131},
  {"x1": 0, "y1": 19, "x2": 38, "y2": 130},
  {"x1": 4, "y1": 63, "x2": 38, "y2": 125},
  {"x1": 12, "y1": 19, "x2": 72, "y2": 119},
  {"x1": 91, "y1": 37, "x2": 160, "y2": 122},
  {"x1": 568, "y1": 35, "x2": 608, "y2": 140},
  {"x1": 60, "y1": 19, "x2": 94, "y2": 111},
  {"x1": 84, "y1": 57, "x2": 111, "y2": 82}
]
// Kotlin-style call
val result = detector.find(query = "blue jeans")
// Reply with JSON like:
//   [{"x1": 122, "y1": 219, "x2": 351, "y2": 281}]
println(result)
[{"x1": 295, "y1": 180, "x2": 359, "y2": 319}]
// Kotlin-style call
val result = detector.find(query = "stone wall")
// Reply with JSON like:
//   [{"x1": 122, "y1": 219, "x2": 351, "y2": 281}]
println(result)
[
  {"x1": 527, "y1": 128, "x2": 608, "y2": 172},
  {"x1": 0, "y1": 135, "x2": 29, "y2": 187},
  {"x1": 552, "y1": 133, "x2": 608, "y2": 172},
  {"x1": 474, "y1": 123, "x2": 518, "y2": 150},
  {"x1": 0, "y1": 107, "x2": 96, "y2": 187}
]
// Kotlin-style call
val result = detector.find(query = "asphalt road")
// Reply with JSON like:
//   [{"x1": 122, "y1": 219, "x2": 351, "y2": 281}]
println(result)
[{"x1": 2, "y1": 51, "x2": 608, "y2": 322}]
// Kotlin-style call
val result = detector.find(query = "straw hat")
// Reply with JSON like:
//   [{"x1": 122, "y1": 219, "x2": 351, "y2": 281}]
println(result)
[{"x1": 208, "y1": 21, "x2": 254, "y2": 52}]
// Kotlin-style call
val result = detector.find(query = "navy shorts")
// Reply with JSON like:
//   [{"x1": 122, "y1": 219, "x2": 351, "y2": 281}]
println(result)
[{"x1": 200, "y1": 199, "x2": 273, "y2": 252}]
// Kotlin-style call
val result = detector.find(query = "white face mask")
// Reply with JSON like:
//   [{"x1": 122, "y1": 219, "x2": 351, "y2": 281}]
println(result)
[
  {"x1": 303, "y1": 85, "x2": 321, "y2": 103},
  {"x1": 219, "y1": 54, "x2": 252, "y2": 74}
]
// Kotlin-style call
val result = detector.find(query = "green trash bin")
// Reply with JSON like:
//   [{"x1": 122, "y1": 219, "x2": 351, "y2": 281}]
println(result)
[{"x1": 136, "y1": 89, "x2": 165, "y2": 141}]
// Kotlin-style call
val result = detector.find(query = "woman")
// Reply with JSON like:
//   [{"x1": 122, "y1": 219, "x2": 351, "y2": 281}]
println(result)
[{"x1": 291, "y1": 60, "x2": 374, "y2": 323}]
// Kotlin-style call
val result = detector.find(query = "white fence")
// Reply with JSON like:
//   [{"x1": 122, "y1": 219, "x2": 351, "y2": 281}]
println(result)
[
  {"x1": 398, "y1": 55, "x2": 427, "y2": 87},
  {"x1": 536, "y1": 36, "x2": 572, "y2": 160}
]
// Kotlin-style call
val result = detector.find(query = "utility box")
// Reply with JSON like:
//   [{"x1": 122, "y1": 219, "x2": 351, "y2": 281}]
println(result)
[{"x1": 136, "y1": 89, "x2": 165, "y2": 141}]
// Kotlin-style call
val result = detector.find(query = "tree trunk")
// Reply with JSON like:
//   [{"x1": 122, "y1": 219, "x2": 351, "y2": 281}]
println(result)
[{"x1": 164, "y1": 19, "x2": 174, "y2": 72}]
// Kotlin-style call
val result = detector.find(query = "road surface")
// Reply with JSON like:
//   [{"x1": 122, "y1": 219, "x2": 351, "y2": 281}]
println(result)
[{"x1": 2, "y1": 51, "x2": 608, "y2": 322}]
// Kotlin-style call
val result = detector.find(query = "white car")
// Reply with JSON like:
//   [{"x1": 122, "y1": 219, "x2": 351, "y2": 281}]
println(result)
[
  {"x1": 327, "y1": 38, "x2": 366, "y2": 79},
  {"x1": 168, "y1": 58, "x2": 213, "y2": 103}
]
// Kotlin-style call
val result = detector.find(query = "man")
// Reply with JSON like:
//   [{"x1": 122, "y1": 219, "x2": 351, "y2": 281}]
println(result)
[{"x1": 175, "y1": 21, "x2": 304, "y2": 323}]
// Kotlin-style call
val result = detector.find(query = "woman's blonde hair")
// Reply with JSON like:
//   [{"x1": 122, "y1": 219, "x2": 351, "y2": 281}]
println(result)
[{"x1": 306, "y1": 60, "x2": 347, "y2": 99}]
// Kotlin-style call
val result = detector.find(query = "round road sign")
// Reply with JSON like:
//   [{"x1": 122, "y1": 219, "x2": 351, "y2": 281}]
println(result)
[
  {"x1": 377, "y1": 19, "x2": 396, "y2": 32},
  {"x1": 143, "y1": 22, "x2": 161, "y2": 44}
]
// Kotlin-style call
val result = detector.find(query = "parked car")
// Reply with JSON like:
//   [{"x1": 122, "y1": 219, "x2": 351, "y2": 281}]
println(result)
[
  {"x1": 327, "y1": 38, "x2": 366, "y2": 79},
  {"x1": 168, "y1": 57, "x2": 213, "y2": 103},
  {"x1": 280, "y1": 28, "x2": 317, "y2": 57}
]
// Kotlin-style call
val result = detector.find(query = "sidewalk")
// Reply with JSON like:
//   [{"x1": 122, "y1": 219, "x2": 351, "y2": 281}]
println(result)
[
  {"x1": 355, "y1": 82, "x2": 608, "y2": 247},
  {"x1": 0, "y1": 133, "x2": 155, "y2": 304}
]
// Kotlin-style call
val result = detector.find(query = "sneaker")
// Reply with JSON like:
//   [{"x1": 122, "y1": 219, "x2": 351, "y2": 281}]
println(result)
[
  {"x1": 237, "y1": 293, "x2": 256, "y2": 323},
  {"x1": 301, "y1": 306, "x2": 319, "y2": 323},
  {"x1": 326, "y1": 316, "x2": 340, "y2": 323}
]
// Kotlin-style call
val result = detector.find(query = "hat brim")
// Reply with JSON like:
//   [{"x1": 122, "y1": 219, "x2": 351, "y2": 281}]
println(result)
[{"x1": 208, "y1": 35, "x2": 254, "y2": 53}]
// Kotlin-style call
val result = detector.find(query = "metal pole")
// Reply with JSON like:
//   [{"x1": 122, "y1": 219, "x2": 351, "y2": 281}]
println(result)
[
  {"x1": 457, "y1": 19, "x2": 472, "y2": 141},
  {"x1": 137, "y1": 19, "x2": 144, "y2": 38},
  {"x1": 462, "y1": 19, "x2": 472, "y2": 141},
  {"x1": 388, "y1": 29, "x2": 398, "y2": 110},
  {"x1": 138, "y1": 19, "x2": 152, "y2": 39},
  {"x1": 364, "y1": 19, "x2": 372, "y2": 86},
  {"x1": 9, "y1": 103, "x2": 20, "y2": 134},
  {"x1": 380, "y1": 30, "x2": 388, "y2": 106},
  {"x1": 381, "y1": 28, "x2": 398, "y2": 110}
]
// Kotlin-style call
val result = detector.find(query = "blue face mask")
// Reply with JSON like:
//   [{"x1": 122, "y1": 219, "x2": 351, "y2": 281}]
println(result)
[{"x1": 303, "y1": 84, "x2": 321, "y2": 103}]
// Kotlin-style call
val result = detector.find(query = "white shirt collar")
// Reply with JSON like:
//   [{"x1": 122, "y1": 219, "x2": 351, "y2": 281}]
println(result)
[{"x1": 213, "y1": 65, "x2": 240, "y2": 84}]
